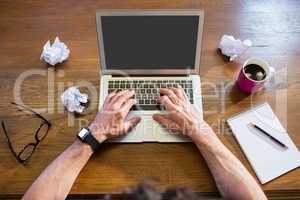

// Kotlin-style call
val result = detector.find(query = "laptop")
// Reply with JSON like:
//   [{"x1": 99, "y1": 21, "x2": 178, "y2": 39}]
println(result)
[{"x1": 96, "y1": 10, "x2": 204, "y2": 142}]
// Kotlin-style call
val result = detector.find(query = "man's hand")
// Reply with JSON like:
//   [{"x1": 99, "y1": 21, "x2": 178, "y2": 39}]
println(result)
[
  {"x1": 89, "y1": 90, "x2": 141, "y2": 143},
  {"x1": 153, "y1": 87, "x2": 213, "y2": 139}
]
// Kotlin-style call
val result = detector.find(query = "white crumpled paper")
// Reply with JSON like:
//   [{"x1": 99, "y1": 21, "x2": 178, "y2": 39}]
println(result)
[
  {"x1": 40, "y1": 37, "x2": 70, "y2": 65},
  {"x1": 218, "y1": 35, "x2": 252, "y2": 61},
  {"x1": 61, "y1": 87, "x2": 88, "y2": 113}
]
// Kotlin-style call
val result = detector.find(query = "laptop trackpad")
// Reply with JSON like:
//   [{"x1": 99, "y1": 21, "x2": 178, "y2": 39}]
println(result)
[
  {"x1": 110, "y1": 113, "x2": 157, "y2": 142},
  {"x1": 110, "y1": 113, "x2": 191, "y2": 143}
]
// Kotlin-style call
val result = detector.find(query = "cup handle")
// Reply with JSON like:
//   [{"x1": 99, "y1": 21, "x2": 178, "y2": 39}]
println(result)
[
  {"x1": 265, "y1": 66, "x2": 276, "y2": 86},
  {"x1": 270, "y1": 66, "x2": 276, "y2": 76}
]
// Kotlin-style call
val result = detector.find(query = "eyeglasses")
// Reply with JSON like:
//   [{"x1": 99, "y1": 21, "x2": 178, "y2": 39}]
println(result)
[{"x1": 1, "y1": 102, "x2": 51, "y2": 164}]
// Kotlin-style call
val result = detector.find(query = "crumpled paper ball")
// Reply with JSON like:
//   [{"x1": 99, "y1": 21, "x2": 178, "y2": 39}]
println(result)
[
  {"x1": 218, "y1": 35, "x2": 252, "y2": 61},
  {"x1": 61, "y1": 87, "x2": 88, "y2": 113},
  {"x1": 40, "y1": 37, "x2": 70, "y2": 65}
]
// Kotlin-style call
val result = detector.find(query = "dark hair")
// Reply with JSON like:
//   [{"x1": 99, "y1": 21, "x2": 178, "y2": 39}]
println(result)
[{"x1": 106, "y1": 182, "x2": 200, "y2": 200}]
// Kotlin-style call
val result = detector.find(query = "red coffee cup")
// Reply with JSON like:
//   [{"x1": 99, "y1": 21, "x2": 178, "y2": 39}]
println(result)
[{"x1": 237, "y1": 58, "x2": 274, "y2": 93}]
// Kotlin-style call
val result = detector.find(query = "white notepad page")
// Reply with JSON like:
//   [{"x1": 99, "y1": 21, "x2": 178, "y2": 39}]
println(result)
[{"x1": 227, "y1": 103, "x2": 300, "y2": 184}]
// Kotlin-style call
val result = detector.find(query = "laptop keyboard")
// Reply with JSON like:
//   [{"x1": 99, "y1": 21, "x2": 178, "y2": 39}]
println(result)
[{"x1": 108, "y1": 79, "x2": 194, "y2": 110}]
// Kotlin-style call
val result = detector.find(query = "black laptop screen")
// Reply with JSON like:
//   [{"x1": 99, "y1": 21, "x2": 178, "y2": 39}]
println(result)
[{"x1": 101, "y1": 16, "x2": 199, "y2": 70}]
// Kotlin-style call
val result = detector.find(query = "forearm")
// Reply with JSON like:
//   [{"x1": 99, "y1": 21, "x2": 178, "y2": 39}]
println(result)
[
  {"x1": 22, "y1": 140, "x2": 93, "y2": 200},
  {"x1": 192, "y1": 130, "x2": 267, "y2": 200}
]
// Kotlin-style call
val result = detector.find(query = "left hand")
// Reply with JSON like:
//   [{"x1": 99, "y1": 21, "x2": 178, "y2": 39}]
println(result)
[{"x1": 88, "y1": 90, "x2": 141, "y2": 143}]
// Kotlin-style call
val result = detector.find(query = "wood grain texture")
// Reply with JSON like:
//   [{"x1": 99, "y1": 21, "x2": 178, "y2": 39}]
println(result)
[{"x1": 0, "y1": 0, "x2": 300, "y2": 198}]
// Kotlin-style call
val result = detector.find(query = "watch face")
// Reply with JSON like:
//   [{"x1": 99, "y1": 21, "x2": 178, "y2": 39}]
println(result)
[{"x1": 78, "y1": 128, "x2": 89, "y2": 139}]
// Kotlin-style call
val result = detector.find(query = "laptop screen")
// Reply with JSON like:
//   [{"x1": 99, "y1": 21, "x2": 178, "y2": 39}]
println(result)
[{"x1": 101, "y1": 16, "x2": 199, "y2": 70}]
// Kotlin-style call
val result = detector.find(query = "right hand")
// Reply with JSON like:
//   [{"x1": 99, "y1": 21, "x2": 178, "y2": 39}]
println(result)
[{"x1": 153, "y1": 87, "x2": 214, "y2": 139}]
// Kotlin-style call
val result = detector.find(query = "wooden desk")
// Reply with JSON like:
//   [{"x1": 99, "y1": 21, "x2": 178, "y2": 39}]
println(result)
[{"x1": 0, "y1": 0, "x2": 300, "y2": 198}]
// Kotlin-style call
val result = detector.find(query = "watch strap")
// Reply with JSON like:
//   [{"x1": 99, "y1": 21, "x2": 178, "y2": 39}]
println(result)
[{"x1": 77, "y1": 128, "x2": 100, "y2": 152}]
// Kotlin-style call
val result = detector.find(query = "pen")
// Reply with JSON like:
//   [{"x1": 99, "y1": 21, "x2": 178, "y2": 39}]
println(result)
[{"x1": 249, "y1": 123, "x2": 288, "y2": 149}]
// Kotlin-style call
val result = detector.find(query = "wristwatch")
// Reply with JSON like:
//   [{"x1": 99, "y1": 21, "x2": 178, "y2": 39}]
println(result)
[{"x1": 77, "y1": 127, "x2": 101, "y2": 152}]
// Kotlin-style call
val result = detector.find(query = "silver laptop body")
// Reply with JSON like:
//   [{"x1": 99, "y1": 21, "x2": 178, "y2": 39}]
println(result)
[{"x1": 96, "y1": 10, "x2": 204, "y2": 142}]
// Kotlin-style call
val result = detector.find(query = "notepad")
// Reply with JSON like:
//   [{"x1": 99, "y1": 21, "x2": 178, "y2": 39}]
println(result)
[{"x1": 227, "y1": 103, "x2": 300, "y2": 184}]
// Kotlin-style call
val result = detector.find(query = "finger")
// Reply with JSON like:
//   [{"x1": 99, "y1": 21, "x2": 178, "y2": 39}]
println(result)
[
  {"x1": 178, "y1": 85, "x2": 189, "y2": 101},
  {"x1": 153, "y1": 114, "x2": 180, "y2": 134},
  {"x1": 114, "y1": 90, "x2": 135, "y2": 108},
  {"x1": 157, "y1": 95, "x2": 176, "y2": 110},
  {"x1": 122, "y1": 116, "x2": 141, "y2": 133},
  {"x1": 109, "y1": 90, "x2": 128, "y2": 104},
  {"x1": 160, "y1": 88, "x2": 180, "y2": 104},
  {"x1": 121, "y1": 99, "x2": 137, "y2": 115},
  {"x1": 111, "y1": 90, "x2": 135, "y2": 108},
  {"x1": 169, "y1": 87, "x2": 185, "y2": 101},
  {"x1": 157, "y1": 95, "x2": 177, "y2": 111},
  {"x1": 104, "y1": 90, "x2": 117, "y2": 104},
  {"x1": 153, "y1": 114, "x2": 173, "y2": 126}
]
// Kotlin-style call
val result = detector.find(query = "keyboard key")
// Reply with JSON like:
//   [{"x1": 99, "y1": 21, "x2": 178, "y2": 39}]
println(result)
[
  {"x1": 139, "y1": 100, "x2": 144, "y2": 104},
  {"x1": 186, "y1": 84, "x2": 192, "y2": 88},
  {"x1": 190, "y1": 93, "x2": 193, "y2": 99},
  {"x1": 148, "y1": 94, "x2": 154, "y2": 99},
  {"x1": 145, "y1": 100, "x2": 150, "y2": 104},
  {"x1": 146, "y1": 89, "x2": 151, "y2": 93},
  {"x1": 141, "y1": 89, "x2": 145, "y2": 93},
  {"x1": 142, "y1": 94, "x2": 147, "y2": 99},
  {"x1": 138, "y1": 84, "x2": 143, "y2": 88},
  {"x1": 151, "y1": 100, "x2": 156, "y2": 104},
  {"x1": 108, "y1": 89, "x2": 114, "y2": 94}
]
